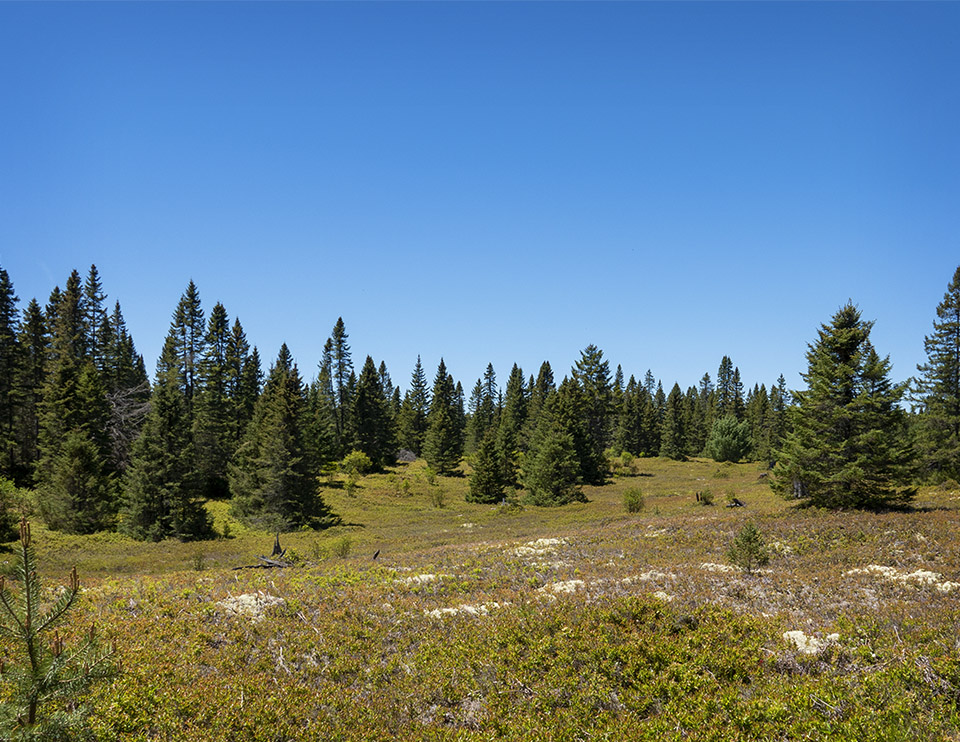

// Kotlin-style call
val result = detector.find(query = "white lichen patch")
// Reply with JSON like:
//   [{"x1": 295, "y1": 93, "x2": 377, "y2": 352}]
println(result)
[
  {"x1": 424, "y1": 602, "x2": 508, "y2": 619},
  {"x1": 653, "y1": 591, "x2": 675, "y2": 602},
  {"x1": 769, "y1": 540, "x2": 794, "y2": 555},
  {"x1": 397, "y1": 573, "x2": 452, "y2": 586},
  {"x1": 700, "y1": 562, "x2": 737, "y2": 573},
  {"x1": 513, "y1": 538, "x2": 567, "y2": 557},
  {"x1": 540, "y1": 579, "x2": 585, "y2": 595},
  {"x1": 782, "y1": 630, "x2": 839, "y2": 655},
  {"x1": 622, "y1": 570, "x2": 675, "y2": 584},
  {"x1": 644, "y1": 528, "x2": 668, "y2": 539},
  {"x1": 217, "y1": 592, "x2": 285, "y2": 623},
  {"x1": 844, "y1": 565, "x2": 960, "y2": 592},
  {"x1": 460, "y1": 523, "x2": 478, "y2": 529}
]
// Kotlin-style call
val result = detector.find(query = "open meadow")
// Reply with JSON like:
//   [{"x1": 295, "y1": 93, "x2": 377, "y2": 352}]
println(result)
[{"x1": 5, "y1": 458, "x2": 959, "y2": 740}]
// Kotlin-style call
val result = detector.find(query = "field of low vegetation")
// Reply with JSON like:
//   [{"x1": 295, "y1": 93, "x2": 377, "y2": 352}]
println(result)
[{"x1": 8, "y1": 458, "x2": 960, "y2": 741}]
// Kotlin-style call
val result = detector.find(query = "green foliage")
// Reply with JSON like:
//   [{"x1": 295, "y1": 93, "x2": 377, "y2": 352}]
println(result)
[
  {"x1": 727, "y1": 522, "x2": 770, "y2": 574},
  {"x1": 697, "y1": 489, "x2": 714, "y2": 506},
  {"x1": 467, "y1": 429, "x2": 504, "y2": 504},
  {"x1": 659, "y1": 383, "x2": 686, "y2": 460},
  {"x1": 331, "y1": 534, "x2": 352, "y2": 559},
  {"x1": 422, "y1": 359, "x2": 462, "y2": 476},
  {"x1": 623, "y1": 487, "x2": 644, "y2": 513},
  {"x1": 521, "y1": 414, "x2": 584, "y2": 507},
  {"x1": 0, "y1": 520, "x2": 118, "y2": 738},
  {"x1": 0, "y1": 480, "x2": 22, "y2": 543},
  {"x1": 915, "y1": 265, "x2": 960, "y2": 481},
  {"x1": 350, "y1": 356, "x2": 395, "y2": 469},
  {"x1": 773, "y1": 303, "x2": 915, "y2": 509},
  {"x1": 339, "y1": 450, "x2": 373, "y2": 477},
  {"x1": 37, "y1": 430, "x2": 115, "y2": 535},
  {"x1": 704, "y1": 414, "x2": 753, "y2": 463},
  {"x1": 396, "y1": 356, "x2": 430, "y2": 456}
]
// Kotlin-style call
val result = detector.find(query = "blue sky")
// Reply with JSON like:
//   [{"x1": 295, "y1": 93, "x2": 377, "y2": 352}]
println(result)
[{"x1": 1, "y1": 2, "x2": 957, "y2": 396}]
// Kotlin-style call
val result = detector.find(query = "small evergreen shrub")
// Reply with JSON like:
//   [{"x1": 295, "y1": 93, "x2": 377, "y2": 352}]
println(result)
[
  {"x1": 623, "y1": 488, "x2": 645, "y2": 513},
  {"x1": 727, "y1": 523, "x2": 770, "y2": 574},
  {"x1": 340, "y1": 451, "x2": 374, "y2": 477},
  {"x1": 697, "y1": 490, "x2": 714, "y2": 506}
]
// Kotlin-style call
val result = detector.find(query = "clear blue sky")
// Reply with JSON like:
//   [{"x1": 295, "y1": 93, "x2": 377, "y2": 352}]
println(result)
[{"x1": 1, "y1": 2, "x2": 957, "y2": 396}]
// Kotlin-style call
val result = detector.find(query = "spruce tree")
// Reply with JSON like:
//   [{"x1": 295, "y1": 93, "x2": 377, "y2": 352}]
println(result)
[
  {"x1": 352, "y1": 355, "x2": 395, "y2": 469},
  {"x1": 773, "y1": 303, "x2": 915, "y2": 509},
  {"x1": 15, "y1": 299, "x2": 47, "y2": 485},
  {"x1": 523, "y1": 361, "x2": 555, "y2": 444},
  {"x1": 170, "y1": 281, "x2": 206, "y2": 420},
  {"x1": 571, "y1": 344, "x2": 613, "y2": 472},
  {"x1": 422, "y1": 359, "x2": 462, "y2": 475},
  {"x1": 521, "y1": 402, "x2": 584, "y2": 507},
  {"x1": 467, "y1": 428, "x2": 505, "y2": 504},
  {"x1": 328, "y1": 318, "x2": 354, "y2": 455},
  {"x1": 496, "y1": 364, "x2": 527, "y2": 487},
  {"x1": 915, "y1": 266, "x2": 960, "y2": 481},
  {"x1": 659, "y1": 383, "x2": 686, "y2": 460},
  {"x1": 552, "y1": 377, "x2": 606, "y2": 485},
  {"x1": 230, "y1": 345, "x2": 328, "y2": 530},
  {"x1": 0, "y1": 269, "x2": 20, "y2": 481},
  {"x1": 193, "y1": 302, "x2": 234, "y2": 499},
  {"x1": 121, "y1": 338, "x2": 212, "y2": 540},
  {"x1": 397, "y1": 355, "x2": 430, "y2": 455}
]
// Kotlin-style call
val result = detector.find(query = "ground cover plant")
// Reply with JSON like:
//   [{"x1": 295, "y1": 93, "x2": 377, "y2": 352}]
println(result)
[{"x1": 0, "y1": 458, "x2": 957, "y2": 739}]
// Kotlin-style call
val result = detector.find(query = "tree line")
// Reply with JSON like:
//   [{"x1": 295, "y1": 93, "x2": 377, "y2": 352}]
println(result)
[{"x1": 0, "y1": 263, "x2": 957, "y2": 539}]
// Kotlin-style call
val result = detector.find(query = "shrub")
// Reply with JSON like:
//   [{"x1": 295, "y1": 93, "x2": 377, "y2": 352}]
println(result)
[
  {"x1": 727, "y1": 523, "x2": 770, "y2": 574},
  {"x1": 697, "y1": 490, "x2": 714, "y2": 506},
  {"x1": 428, "y1": 486, "x2": 446, "y2": 509},
  {"x1": 623, "y1": 488, "x2": 645, "y2": 513},
  {"x1": 340, "y1": 450, "x2": 374, "y2": 476},
  {"x1": 332, "y1": 535, "x2": 352, "y2": 559}
]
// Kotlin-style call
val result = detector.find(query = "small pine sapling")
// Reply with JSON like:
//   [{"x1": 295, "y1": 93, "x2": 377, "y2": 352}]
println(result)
[
  {"x1": 727, "y1": 523, "x2": 770, "y2": 575},
  {"x1": 0, "y1": 519, "x2": 119, "y2": 737}
]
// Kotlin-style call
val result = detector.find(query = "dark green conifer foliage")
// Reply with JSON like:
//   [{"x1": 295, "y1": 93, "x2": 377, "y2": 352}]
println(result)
[
  {"x1": 640, "y1": 389, "x2": 661, "y2": 456},
  {"x1": 352, "y1": 356, "x2": 395, "y2": 469},
  {"x1": 769, "y1": 375, "x2": 790, "y2": 459},
  {"x1": 225, "y1": 319, "x2": 259, "y2": 442},
  {"x1": 82, "y1": 265, "x2": 109, "y2": 373},
  {"x1": 745, "y1": 384, "x2": 772, "y2": 461},
  {"x1": 699, "y1": 373, "x2": 716, "y2": 446},
  {"x1": 773, "y1": 303, "x2": 915, "y2": 509},
  {"x1": 467, "y1": 428, "x2": 505, "y2": 504},
  {"x1": 659, "y1": 383, "x2": 686, "y2": 460},
  {"x1": 193, "y1": 303, "x2": 234, "y2": 499},
  {"x1": 682, "y1": 385, "x2": 705, "y2": 457},
  {"x1": 523, "y1": 361, "x2": 555, "y2": 444},
  {"x1": 614, "y1": 376, "x2": 641, "y2": 456},
  {"x1": 0, "y1": 269, "x2": 20, "y2": 480},
  {"x1": 571, "y1": 345, "x2": 613, "y2": 471},
  {"x1": 170, "y1": 281, "x2": 206, "y2": 421},
  {"x1": 705, "y1": 414, "x2": 752, "y2": 463},
  {"x1": 397, "y1": 356, "x2": 430, "y2": 455},
  {"x1": 15, "y1": 299, "x2": 47, "y2": 485},
  {"x1": 915, "y1": 266, "x2": 960, "y2": 481},
  {"x1": 496, "y1": 364, "x2": 527, "y2": 487},
  {"x1": 423, "y1": 359, "x2": 462, "y2": 475},
  {"x1": 230, "y1": 345, "x2": 327, "y2": 530},
  {"x1": 122, "y1": 338, "x2": 213, "y2": 541},
  {"x1": 328, "y1": 318, "x2": 354, "y2": 456},
  {"x1": 521, "y1": 401, "x2": 584, "y2": 507},
  {"x1": 552, "y1": 377, "x2": 606, "y2": 485}
]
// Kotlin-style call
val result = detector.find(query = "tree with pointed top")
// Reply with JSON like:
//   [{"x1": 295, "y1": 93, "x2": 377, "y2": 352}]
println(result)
[
  {"x1": 659, "y1": 383, "x2": 686, "y2": 460},
  {"x1": 423, "y1": 359, "x2": 462, "y2": 475},
  {"x1": 521, "y1": 401, "x2": 584, "y2": 507},
  {"x1": 0, "y1": 519, "x2": 118, "y2": 737},
  {"x1": 352, "y1": 356, "x2": 395, "y2": 469},
  {"x1": 397, "y1": 356, "x2": 430, "y2": 456},
  {"x1": 229, "y1": 345, "x2": 330, "y2": 530},
  {"x1": 915, "y1": 266, "x2": 960, "y2": 481},
  {"x1": 773, "y1": 302, "x2": 915, "y2": 509},
  {"x1": 15, "y1": 299, "x2": 47, "y2": 485},
  {"x1": 0, "y1": 269, "x2": 20, "y2": 481},
  {"x1": 467, "y1": 428, "x2": 505, "y2": 504}
]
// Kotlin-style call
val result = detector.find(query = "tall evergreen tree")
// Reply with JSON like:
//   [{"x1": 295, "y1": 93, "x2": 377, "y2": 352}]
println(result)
[
  {"x1": 0, "y1": 269, "x2": 20, "y2": 480},
  {"x1": 659, "y1": 383, "x2": 686, "y2": 460},
  {"x1": 82, "y1": 265, "x2": 109, "y2": 372},
  {"x1": 397, "y1": 356, "x2": 430, "y2": 455},
  {"x1": 571, "y1": 345, "x2": 614, "y2": 469},
  {"x1": 230, "y1": 345, "x2": 328, "y2": 529},
  {"x1": 122, "y1": 338, "x2": 212, "y2": 541},
  {"x1": 352, "y1": 356, "x2": 395, "y2": 469},
  {"x1": 467, "y1": 428, "x2": 505, "y2": 504},
  {"x1": 524, "y1": 361, "x2": 555, "y2": 444},
  {"x1": 496, "y1": 364, "x2": 527, "y2": 487},
  {"x1": 15, "y1": 299, "x2": 47, "y2": 485},
  {"x1": 521, "y1": 398, "x2": 584, "y2": 507},
  {"x1": 773, "y1": 303, "x2": 915, "y2": 509},
  {"x1": 552, "y1": 376, "x2": 606, "y2": 485},
  {"x1": 193, "y1": 303, "x2": 234, "y2": 499},
  {"x1": 170, "y1": 281, "x2": 206, "y2": 421},
  {"x1": 915, "y1": 266, "x2": 960, "y2": 481},
  {"x1": 423, "y1": 359, "x2": 462, "y2": 474},
  {"x1": 769, "y1": 374, "x2": 790, "y2": 459},
  {"x1": 328, "y1": 318, "x2": 353, "y2": 455}
]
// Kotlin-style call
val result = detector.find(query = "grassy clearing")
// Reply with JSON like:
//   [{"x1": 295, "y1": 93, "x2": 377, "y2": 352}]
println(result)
[{"x1": 6, "y1": 458, "x2": 960, "y2": 740}]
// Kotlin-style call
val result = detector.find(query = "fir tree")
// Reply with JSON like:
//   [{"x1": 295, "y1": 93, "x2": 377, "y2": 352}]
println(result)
[
  {"x1": 915, "y1": 266, "x2": 960, "y2": 481},
  {"x1": 0, "y1": 269, "x2": 20, "y2": 481},
  {"x1": 552, "y1": 377, "x2": 606, "y2": 485},
  {"x1": 773, "y1": 303, "x2": 915, "y2": 509},
  {"x1": 496, "y1": 364, "x2": 527, "y2": 488},
  {"x1": 467, "y1": 428, "x2": 505, "y2": 504},
  {"x1": 15, "y1": 299, "x2": 47, "y2": 485},
  {"x1": 523, "y1": 361, "x2": 555, "y2": 444},
  {"x1": 193, "y1": 302, "x2": 234, "y2": 499},
  {"x1": 328, "y1": 318, "x2": 353, "y2": 455},
  {"x1": 352, "y1": 356, "x2": 395, "y2": 469},
  {"x1": 571, "y1": 344, "x2": 613, "y2": 473},
  {"x1": 170, "y1": 281, "x2": 206, "y2": 421},
  {"x1": 423, "y1": 359, "x2": 462, "y2": 475},
  {"x1": 659, "y1": 383, "x2": 686, "y2": 460},
  {"x1": 521, "y1": 403, "x2": 584, "y2": 507},
  {"x1": 82, "y1": 265, "x2": 109, "y2": 373},
  {"x1": 397, "y1": 355, "x2": 430, "y2": 455},
  {"x1": 230, "y1": 345, "x2": 329, "y2": 530},
  {"x1": 121, "y1": 338, "x2": 212, "y2": 541}
]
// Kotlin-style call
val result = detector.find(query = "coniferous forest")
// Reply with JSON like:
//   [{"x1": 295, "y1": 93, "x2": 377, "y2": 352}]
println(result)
[{"x1": 1, "y1": 262, "x2": 958, "y2": 541}]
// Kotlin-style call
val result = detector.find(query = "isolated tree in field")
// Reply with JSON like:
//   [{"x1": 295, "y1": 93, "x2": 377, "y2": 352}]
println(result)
[
  {"x1": 773, "y1": 302, "x2": 915, "y2": 509},
  {"x1": 915, "y1": 265, "x2": 960, "y2": 481},
  {"x1": 230, "y1": 345, "x2": 329, "y2": 529},
  {"x1": 727, "y1": 523, "x2": 770, "y2": 574}
]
